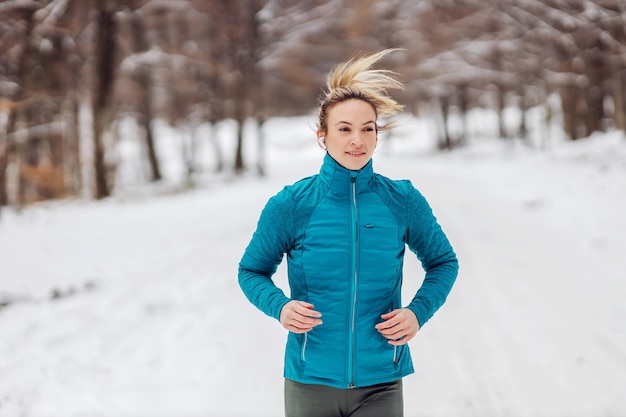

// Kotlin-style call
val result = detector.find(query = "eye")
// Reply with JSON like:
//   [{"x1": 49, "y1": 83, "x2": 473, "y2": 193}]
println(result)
[
  {"x1": 365, "y1": 126, "x2": 375, "y2": 132},
  {"x1": 339, "y1": 127, "x2": 351, "y2": 132}
]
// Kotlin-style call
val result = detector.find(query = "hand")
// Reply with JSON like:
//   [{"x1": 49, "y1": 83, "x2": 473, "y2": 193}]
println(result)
[
  {"x1": 375, "y1": 308, "x2": 420, "y2": 346},
  {"x1": 280, "y1": 300, "x2": 323, "y2": 333}
]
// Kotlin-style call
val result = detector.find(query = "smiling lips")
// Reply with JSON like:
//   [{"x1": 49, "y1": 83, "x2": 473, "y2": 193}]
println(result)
[{"x1": 347, "y1": 151, "x2": 366, "y2": 156}]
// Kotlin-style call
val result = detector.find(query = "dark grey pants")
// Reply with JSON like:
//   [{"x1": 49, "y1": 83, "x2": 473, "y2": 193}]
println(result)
[{"x1": 284, "y1": 379, "x2": 403, "y2": 417}]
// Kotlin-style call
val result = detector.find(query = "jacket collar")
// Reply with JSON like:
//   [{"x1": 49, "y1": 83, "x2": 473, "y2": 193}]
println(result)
[{"x1": 319, "y1": 153, "x2": 374, "y2": 192}]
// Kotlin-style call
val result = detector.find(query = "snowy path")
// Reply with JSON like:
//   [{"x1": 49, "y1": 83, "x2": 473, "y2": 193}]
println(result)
[
  {"x1": 1, "y1": 135, "x2": 625, "y2": 417},
  {"x1": 383, "y1": 149, "x2": 626, "y2": 417}
]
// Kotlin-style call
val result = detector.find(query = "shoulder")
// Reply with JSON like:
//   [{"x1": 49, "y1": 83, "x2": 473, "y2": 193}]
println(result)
[
  {"x1": 277, "y1": 174, "x2": 327, "y2": 207},
  {"x1": 371, "y1": 174, "x2": 431, "y2": 213},
  {"x1": 372, "y1": 173, "x2": 421, "y2": 197},
  {"x1": 288, "y1": 174, "x2": 320, "y2": 195},
  {"x1": 268, "y1": 174, "x2": 317, "y2": 198},
  {"x1": 265, "y1": 174, "x2": 322, "y2": 210}
]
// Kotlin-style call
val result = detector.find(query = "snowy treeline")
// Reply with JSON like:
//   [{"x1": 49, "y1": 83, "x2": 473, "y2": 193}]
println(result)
[{"x1": 0, "y1": 0, "x2": 625, "y2": 207}]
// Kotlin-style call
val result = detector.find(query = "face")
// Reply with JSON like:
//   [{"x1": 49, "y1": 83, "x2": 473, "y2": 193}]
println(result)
[{"x1": 319, "y1": 99, "x2": 378, "y2": 171}]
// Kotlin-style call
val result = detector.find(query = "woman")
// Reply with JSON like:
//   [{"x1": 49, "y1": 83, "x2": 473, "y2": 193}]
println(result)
[{"x1": 238, "y1": 49, "x2": 458, "y2": 417}]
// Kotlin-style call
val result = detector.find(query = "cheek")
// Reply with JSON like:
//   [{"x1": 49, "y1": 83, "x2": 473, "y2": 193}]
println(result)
[{"x1": 324, "y1": 135, "x2": 344, "y2": 148}]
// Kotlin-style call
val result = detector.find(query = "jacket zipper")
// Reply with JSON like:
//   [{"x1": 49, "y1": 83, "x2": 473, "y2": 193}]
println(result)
[{"x1": 348, "y1": 175, "x2": 359, "y2": 388}]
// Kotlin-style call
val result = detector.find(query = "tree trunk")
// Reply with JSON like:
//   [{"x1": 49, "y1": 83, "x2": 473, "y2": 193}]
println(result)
[
  {"x1": 438, "y1": 96, "x2": 452, "y2": 150},
  {"x1": 0, "y1": 104, "x2": 14, "y2": 208},
  {"x1": 0, "y1": 128, "x2": 9, "y2": 208},
  {"x1": 135, "y1": 70, "x2": 161, "y2": 182},
  {"x1": 496, "y1": 85, "x2": 507, "y2": 139},
  {"x1": 62, "y1": 93, "x2": 81, "y2": 195},
  {"x1": 129, "y1": 10, "x2": 161, "y2": 182},
  {"x1": 583, "y1": 86, "x2": 604, "y2": 136},
  {"x1": 582, "y1": 49, "x2": 606, "y2": 136},
  {"x1": 561, "y1": 84, "x2": 579, "y2": 140},
  {"x1": 208, "y1": 121, "x2": 224, "y2": 173},
  {"x1": 144, "y1": 112, "x2": 161, "y2": 181},
  {"x1": 613, "y1": 68, "x2": 626, "y2": 133},
  {"x1": 234, "y1": 116, "x2": 245, "y2": 174},
  {"x1": 256, "y1": 115, "x2": 266, "y2": 177},
  {"x1": 457, "y1": 84, "x2": 468, "y2": 146},
  {"x1": 92, "y1": 1, "x2": 118, "y2": 199},
  {"x1": 518, "y1": 89, "x2": 528, "y2": 143},
  {"x1": 622, "y1": 70, "x2": 626, "y2": 136}
]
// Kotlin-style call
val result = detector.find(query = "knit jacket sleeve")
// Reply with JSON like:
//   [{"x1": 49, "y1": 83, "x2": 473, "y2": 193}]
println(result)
[
  {"x1": 403, "y1": 181, "x2": 459, "y2": 327},
  {"x1": 238, "y1": 188, "x2": 294, "y2": 321}
]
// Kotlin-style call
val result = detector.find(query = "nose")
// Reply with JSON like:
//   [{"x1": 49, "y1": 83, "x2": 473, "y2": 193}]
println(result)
[{"x1": 350, "y1": 132, "x2": 365, "y2": 147}]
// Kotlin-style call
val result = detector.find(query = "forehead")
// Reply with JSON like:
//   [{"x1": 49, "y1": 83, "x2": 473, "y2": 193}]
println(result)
[{"x1": 327, "y1": 99, "x2": 377, "y2": 123}]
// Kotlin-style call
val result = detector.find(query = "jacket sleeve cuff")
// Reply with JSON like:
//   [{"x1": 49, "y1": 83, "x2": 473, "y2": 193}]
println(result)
[
  {"x1": 270, "y1": 296, "x2": 292, "y2": 322},
  {"x1": 406, "y1": 303, "x2": 430, "y2": 328}
]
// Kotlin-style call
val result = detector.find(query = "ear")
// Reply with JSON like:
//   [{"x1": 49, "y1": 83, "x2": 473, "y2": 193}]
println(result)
[
  {"x1": 316, "y1": 130, "x2": 327, "y2": 150},
  {"x1": 317, "y1": 135, "x2": 327, "y2": 150}
]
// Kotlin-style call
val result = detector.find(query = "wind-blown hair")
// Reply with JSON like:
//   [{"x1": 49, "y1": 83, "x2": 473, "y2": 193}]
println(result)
[{"x1": 317, "y1": 49, "x2": 404, "y2": 133}]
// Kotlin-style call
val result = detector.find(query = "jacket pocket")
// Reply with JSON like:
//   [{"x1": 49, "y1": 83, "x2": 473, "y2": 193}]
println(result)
[
  {"x1": 301, "y1": 331, "x2": 345, "y2": 382},
  {"x1": 393, "y1": 344, "x2": 407, "y2": 368},
  {"x1": 384, "y1": 307, "x2": 401, "y2": 365},
  {"x1": 301, "y1": 332, "x2": 308, "y2": 361}
]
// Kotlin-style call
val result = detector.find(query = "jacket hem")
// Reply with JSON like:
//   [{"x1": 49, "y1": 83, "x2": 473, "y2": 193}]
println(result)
[{"x1": 284, "y1": 368, "x2": 413, "y2": 390}]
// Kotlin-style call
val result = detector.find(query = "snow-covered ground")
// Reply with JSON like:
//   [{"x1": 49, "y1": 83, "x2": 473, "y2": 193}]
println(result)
[{"x1": 1, "y1": 113, "x2": 625, "y2": 417}]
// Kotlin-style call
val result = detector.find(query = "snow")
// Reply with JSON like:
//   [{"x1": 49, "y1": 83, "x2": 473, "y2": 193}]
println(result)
[{"x1": 1, "y1": 112, "x2": 625, "y2": 417}]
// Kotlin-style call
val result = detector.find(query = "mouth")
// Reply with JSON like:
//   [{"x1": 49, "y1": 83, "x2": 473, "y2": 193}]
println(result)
[{"x1": 346, "y1": 151, "x2": 366, "y2": 156}]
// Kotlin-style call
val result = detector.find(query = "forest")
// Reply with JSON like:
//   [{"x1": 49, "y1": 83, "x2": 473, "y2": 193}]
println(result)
[{"x1": 0, "y1": 0, "x2": 625, "y2": 208}]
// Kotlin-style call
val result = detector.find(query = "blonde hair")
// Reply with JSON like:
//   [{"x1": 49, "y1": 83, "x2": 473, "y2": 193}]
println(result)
[{"x1": 317, "y1": 49, "x2": 404, "y2": 133}]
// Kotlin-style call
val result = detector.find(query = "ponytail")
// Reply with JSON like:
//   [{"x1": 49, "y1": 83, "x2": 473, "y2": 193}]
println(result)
[{"x1": 317, "y1": 49, "x2": 404, "y2": 132}]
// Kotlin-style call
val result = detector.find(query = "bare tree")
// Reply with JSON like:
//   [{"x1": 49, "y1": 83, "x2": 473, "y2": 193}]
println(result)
[
  {"x1": 91, "y1": 0, "x2": 120, "y2": 199},
  {"x1": 2, "y1": 0, "x2": 625, "y2": 212},
  {"x1": 122, "y1": 4, "x2": 162, "y2": 182}
]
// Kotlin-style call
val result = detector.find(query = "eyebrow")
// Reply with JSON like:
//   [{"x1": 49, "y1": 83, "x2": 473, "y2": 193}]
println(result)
[{"x1": 335, "y1": 120, "x2": 376, "y2": 126}]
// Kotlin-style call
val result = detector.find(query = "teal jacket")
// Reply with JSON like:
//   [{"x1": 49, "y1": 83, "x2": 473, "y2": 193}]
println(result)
[{"x1": 239, "y1": 154, "x2": 458, "y2": 389}]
